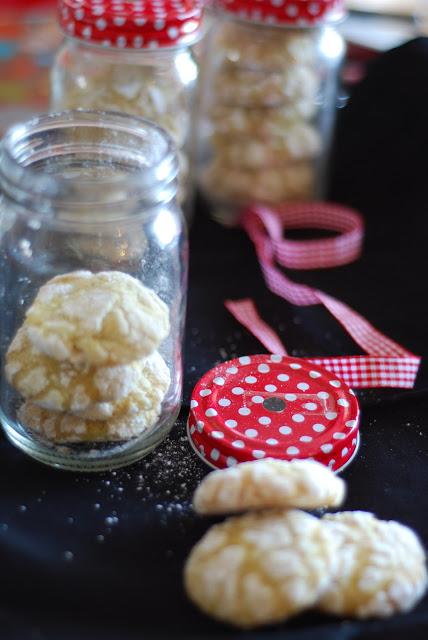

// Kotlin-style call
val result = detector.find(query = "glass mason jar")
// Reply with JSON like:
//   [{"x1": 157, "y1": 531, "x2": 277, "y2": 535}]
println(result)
[
  {"x1": 0, "y1": 110, "x2": 187, "y2": 472},
  {"x1": 197, "y1": 0, "x2": 346, "y2": 225},
  {"x1": 51, "y1": 0, "x2": 204, "y2": 218}
]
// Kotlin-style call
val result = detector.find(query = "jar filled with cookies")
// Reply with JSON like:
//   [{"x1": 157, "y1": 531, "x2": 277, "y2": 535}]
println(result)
[
  {"x1": 198, "y1": 0, "x2": 346, "y2": 225},
  {"x1": 51, "y1": 0, "x2": 204, "y2": 218},
  {"x1": 0, "y1": 110, "x2": 187, "y2": 471}
]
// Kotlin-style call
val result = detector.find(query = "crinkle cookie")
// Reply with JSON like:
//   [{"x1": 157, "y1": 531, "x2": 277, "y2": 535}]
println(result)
[
  {"x1": 184, "y1": 509, "x2": 337, "y2": 628},
  {"x1": 210, "y1": 104, "x2": 319, "y2": 138},
  {"x1": 319, "y1": 511, "x2": 428, "y2": 618},
  {"x1": 212, "y1": 125, "x2": 321, "y2": 169},
  {"x1": 58, "y1": 71, "x2": 190, "y2": 204},
  {"x1": 5, "y1": 326, "x2": 146, "y2": 418},
  {"x1": 213, "y1": 66, "x2": 319, "y2": 110},
  {"x1": 217, "y1": 25, "x2": 317, "y2": 70},
  {"x1": 202, "y1": 161, "x2": 314, "y2": 205},
  {"x1": 199, "y1": 22, "x2": 324, "y2": 211},
  {"x1": 193, "y1": 459, "x2": 345, "y2": 515},
  {"x1": 56, "y1": 61, "x2": 192, "y2": 148},
  {"x1": 25, "y1": 271, "x2": 169, "y2": 367},
  {"x1": 17, "y1": 352, "x2": 171, "y2": 442}
]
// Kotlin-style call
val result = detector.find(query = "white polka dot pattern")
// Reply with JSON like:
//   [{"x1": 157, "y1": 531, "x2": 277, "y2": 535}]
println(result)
[
  {"x1": 217, "y1": 0, "x2": 344, "y2": 27},
  {"x1": 238, "y1": 407, "x2": 251, "y2": 415},
  {"x1": 188, "y1": 354, "x2": 359, "y2": 471},
  {"x1": 59, "y1": 0, "x2": 204, "y2": 49}
]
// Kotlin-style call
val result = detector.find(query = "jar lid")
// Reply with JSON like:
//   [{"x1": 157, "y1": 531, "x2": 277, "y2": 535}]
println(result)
[
  {"x1": 187, "y1": 354, "x2": 360, "y2": 472},
  {"x1": 59, "y1": 0, "x2": 204, "y2": 49},
  {"x1": 217, "y1": 0, "x2": 345, "y2": 26}
]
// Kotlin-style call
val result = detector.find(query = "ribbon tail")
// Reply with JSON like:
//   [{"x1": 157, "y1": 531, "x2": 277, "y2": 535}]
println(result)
[
  {"x1": 307, "y1": 355, "x2": 421, "y2": 389},
  {"x1": 317, "y1": 291, "x2": 416, "y2": 358},
  {"x1": 224, "y1": 299, "x2": 288, "y2": 356}
]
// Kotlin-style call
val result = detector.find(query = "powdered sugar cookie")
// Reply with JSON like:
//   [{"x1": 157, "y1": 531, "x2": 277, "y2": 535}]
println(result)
[
  {"x1": 212, "y1": 124, "x2": 321, "y2": 169},
  {"x1": 25, "y1": 271, "x2": 169, "y2": 366},
  {"x1": 319, "y1": 511, "x2": 427, "y2": 618},
  {"x1": 202, "y1": 161, "x2": 314, "y2": 205},
  {"x1": 56, "y1": 60, "x2": 191, "y2": 148},
  {"x1": 17, "y1": 351, "x2": 171, "y2": 441},
  {"x1": 193, "y1": 459, "x2": 345, "y2": 515},
  {"x1": 184, "y1": 509, "x2": 337, "y2": 628},
  {"x1": 210, "y1": 104, "x2": 318, "y2": 138},
  {"x1": 5, "y1": 326, "x2": 146, "y2": 418},
  {"x1": 217, "y1": 24, "x2": 317, "y2": 70},
  {"x1": 213, "y1": 66, "x2": 319, "y2": 111},
  {"x1": 54, "y1": 51, "x2": 193, "y2": 203}
]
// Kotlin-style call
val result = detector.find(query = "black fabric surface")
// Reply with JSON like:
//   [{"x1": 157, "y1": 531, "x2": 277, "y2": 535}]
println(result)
[{"x1": 1, "y1": 38, "x2": 428, "y2": 639}]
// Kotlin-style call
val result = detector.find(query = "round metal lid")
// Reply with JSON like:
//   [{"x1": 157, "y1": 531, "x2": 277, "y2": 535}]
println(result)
[{"x1": 187, "y1": 354, "x2": 360, "y2": 472}]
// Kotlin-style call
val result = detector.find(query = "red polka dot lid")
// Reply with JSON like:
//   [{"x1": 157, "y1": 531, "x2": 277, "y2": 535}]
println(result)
[
  {"x1": 59, "y1": 0, "x2": 204, "y2": 49},
  {"x1": 188, "y1": 354, "x2": 360, "y2": 472},
  {"x1": 217, "y1": 0, "x2": 345, "y2": 26}
]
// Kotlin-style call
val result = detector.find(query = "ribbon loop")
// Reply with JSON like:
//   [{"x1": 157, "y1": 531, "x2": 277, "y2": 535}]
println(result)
[{"x1": 246, "y1": 202, "x2": 365, "y2": 270}]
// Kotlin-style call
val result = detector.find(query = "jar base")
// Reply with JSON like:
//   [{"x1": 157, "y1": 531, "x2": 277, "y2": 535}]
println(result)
[{"x1": 1, "y1": 408, "x2": 180, "y2": 472}]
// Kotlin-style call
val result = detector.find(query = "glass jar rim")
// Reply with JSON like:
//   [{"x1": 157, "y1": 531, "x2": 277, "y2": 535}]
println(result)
[{"x1": 0, "y1": 109, "x2": 179, "y2": 220}]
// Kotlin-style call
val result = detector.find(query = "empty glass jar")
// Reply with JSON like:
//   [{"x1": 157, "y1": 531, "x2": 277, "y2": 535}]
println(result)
[
  {"x1": 0, "y1": 110, "x2": 187, "y2": 471},
  {"x1": 51, "y1": 0, "x2": 204, "y2": 217},
  {"x1": 197, "y1": 0, "x2": 346, "y2": 225}
]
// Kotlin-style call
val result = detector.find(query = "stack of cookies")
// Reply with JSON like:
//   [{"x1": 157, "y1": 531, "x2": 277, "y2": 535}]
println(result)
[
  {"x1": 6, "y1": 270, "x2": 171, "y2": 442},
  {"x1": 184, "y1": 459, "x2": 427, "y2": 628},
  {"x1": 201, "y1": 25, "x2": 322, "y2": 210},
  {"x1": 54, "y1": 60, "x2": 191, "y2": 204}
]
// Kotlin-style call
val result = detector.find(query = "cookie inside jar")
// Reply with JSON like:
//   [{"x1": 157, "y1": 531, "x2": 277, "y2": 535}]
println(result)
[
  {"x1": 0, "y1": 111, "x2": 187, "y2": 471},
  {"x1": 197, "y1": 2, "x2": 345, "y2": 225},
  {"x1": 7, "y1": 271, "x2": 171, "y2": 446},
  {"x1": 51, "y1": 0, "x2": 204, "y2": 219}
]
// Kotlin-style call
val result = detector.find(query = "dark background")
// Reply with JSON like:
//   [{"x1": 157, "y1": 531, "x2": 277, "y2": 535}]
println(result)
[{"x1": 1, "y1": 38, "x2": 428, "y2": 639}]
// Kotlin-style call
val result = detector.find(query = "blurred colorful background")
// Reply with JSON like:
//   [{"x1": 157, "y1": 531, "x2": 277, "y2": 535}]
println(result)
[
  {"x1": 0, "y1": 0, "x2": 423, "y2": 134},
  {"x1": 0, "y1": 0, "x2": 60, "y2": 132}
]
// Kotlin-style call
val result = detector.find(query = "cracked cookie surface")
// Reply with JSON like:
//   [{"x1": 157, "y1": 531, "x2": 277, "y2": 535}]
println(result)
[
  {"x1": 6, "y1": 326, "x2": 146, "y2": 419},
  {"x1": 18, "y1": 351, "x2": 171, "y2": 441},
  {"x1": 193, "y1": 459, "x2": 346, "y2": 515},
  {"x1": 25, "y1": 270, "x2": 169, "y2": 367},
  {"x1": 184, "y1": 509, "x2": 337, "y2": 628},
  {"x1": 319, "y1": 511, "x2": 427, "y2": 618}
]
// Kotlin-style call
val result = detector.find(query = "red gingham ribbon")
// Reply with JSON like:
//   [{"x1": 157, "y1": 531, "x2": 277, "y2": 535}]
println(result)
[{"x1": 225, "y1": 203, "x2": 420, "y2": 389}]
